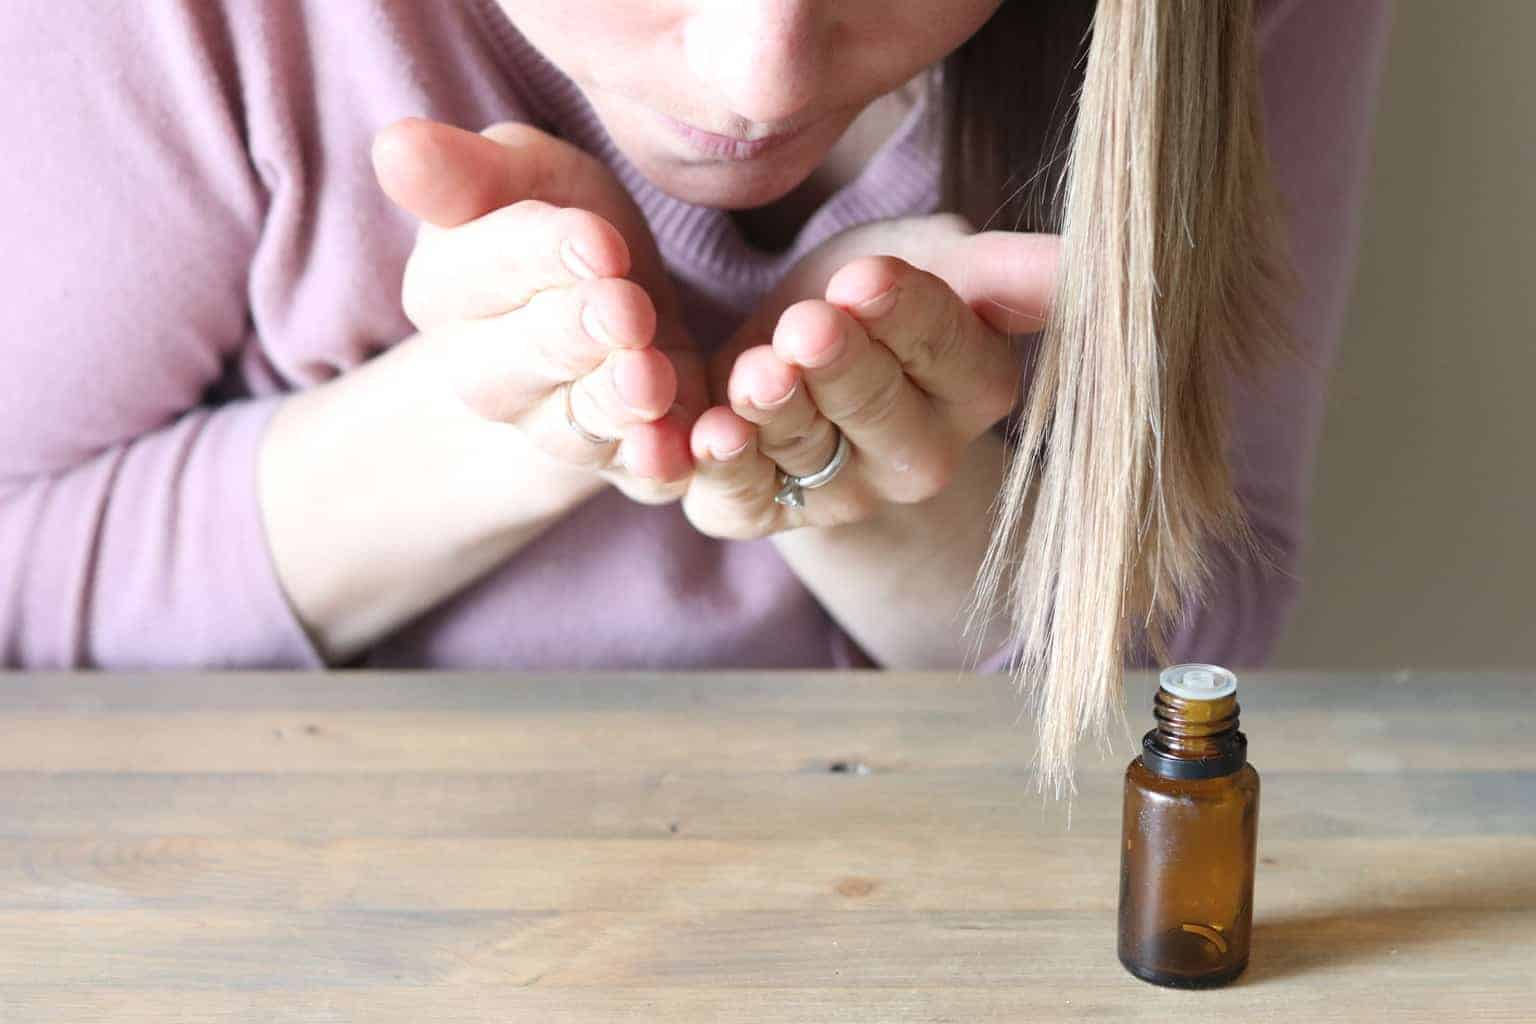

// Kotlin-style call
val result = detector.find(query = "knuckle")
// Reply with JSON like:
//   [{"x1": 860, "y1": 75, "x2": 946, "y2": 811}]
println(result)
[
  {"x1": 907, "y1": 278, "x2": 967, "y2": 370},
  {"x1": 897, "y1": 469, "x2": 948, "y2": 505},
  {"x1": 828, "y1": 371, "x2": 905, "y2": 431},
  {"x1": 762, "y1": 418, "x2": 836, "y2": 468},
  {"x1": 890, "y1": 446, "x2": 958, "y2": 504}
]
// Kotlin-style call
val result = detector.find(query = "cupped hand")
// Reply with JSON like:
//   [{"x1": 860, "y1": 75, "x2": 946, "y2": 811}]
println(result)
[
  {"x1": 684, "y1": 213, "x2": 1058, "y2": 537},
  {"x1": 371, "y1": 117, "x2": 708, "y2": 504}
]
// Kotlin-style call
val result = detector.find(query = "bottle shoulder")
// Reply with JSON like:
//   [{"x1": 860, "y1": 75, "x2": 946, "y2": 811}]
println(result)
[{"x1": 1125, "y1": 757, "x2": 1260, "y2": 800}]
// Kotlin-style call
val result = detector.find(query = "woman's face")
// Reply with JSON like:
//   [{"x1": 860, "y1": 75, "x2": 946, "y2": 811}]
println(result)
[{"x1": 494, "y1": 0, "x2": 1001, "y2": 210}]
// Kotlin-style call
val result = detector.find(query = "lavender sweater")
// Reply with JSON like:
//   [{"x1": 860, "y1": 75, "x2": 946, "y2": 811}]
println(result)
[{"x1": 0, "y1": 0, "x2": 1390, "y2": 669}]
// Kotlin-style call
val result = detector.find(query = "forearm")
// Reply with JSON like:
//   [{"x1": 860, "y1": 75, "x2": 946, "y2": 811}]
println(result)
[
  {"x1": 259, "y1": 331, "x2": 604, "y2": 663},
  {"x1": 770, "y1": 431, "x2": 1017, "y2": 669}
]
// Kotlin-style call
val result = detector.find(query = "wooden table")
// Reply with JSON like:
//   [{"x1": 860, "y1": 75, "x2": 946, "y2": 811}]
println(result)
[{"x1": 0, "y1": 670, "x2": 1530, "y2": 1022}]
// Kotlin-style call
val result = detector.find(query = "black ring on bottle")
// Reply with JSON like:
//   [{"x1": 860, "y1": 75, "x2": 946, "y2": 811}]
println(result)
[{"x1": 1139, "y1": 729, "x2": 1248, "y2": 780}]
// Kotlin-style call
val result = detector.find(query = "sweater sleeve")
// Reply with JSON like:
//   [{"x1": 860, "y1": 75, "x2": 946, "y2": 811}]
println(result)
[
  {"x1": 0, "y1": 2, "x2": 323, "y2": 666},
  {"x1": 1164, "y1": 0, "x2": 1393, "y2": 666}
]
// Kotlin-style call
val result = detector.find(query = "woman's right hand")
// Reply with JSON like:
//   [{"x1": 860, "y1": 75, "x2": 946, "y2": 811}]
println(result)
[{"x1": 371, "y1": 117, "x2": 706, "y2": 504}]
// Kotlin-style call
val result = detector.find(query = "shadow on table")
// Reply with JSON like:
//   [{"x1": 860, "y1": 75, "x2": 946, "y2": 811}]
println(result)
[{"x1": 1237, "y1": 845, "x2": 1533, "y2": 986}]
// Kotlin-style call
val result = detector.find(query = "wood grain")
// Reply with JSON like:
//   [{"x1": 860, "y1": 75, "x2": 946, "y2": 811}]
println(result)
[{"x1": 0, "y1": 670, "x2": 1529, "y2": 1023}]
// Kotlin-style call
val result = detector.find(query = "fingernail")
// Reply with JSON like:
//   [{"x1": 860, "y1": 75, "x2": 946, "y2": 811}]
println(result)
[
  {"x1": 852, "y1": 285, "x2": 898, "y2": 319},
  {"x1": 581, "y1": 303, "x2": 617, "y2": 346},
  {"x1": 749, "y1": 382, "x2": 798, "y2": 411},
  {"x1": 560, "y1": 238, "x2": 600, "y2": 280},
  {"x1": 710, "y1": 439, "x2": 751, "y2": 462}
]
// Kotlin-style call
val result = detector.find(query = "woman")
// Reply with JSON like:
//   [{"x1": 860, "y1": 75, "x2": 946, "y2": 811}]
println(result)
[{"x1": 0, "y1": 1, "x2": 1389, "y2": 726}]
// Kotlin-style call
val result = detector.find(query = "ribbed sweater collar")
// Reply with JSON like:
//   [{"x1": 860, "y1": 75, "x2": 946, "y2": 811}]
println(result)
[{"x1": 468, "y1": 0, "x2": 944, "y2": 300}]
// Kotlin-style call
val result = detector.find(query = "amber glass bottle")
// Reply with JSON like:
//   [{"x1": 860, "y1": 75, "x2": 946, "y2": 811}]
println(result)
[{"x1": 1118, "y1": 664, "x2": 1260, "y2": 988}]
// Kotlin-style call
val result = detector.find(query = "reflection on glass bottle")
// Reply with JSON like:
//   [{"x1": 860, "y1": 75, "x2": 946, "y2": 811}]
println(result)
[{"x1": 1118, "y1": 663, "x2": 1261, "y2": 988}]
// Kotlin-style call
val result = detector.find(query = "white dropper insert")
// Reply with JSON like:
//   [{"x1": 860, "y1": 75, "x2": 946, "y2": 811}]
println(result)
[{"x1": 1159, "y1": 663, "x2": 1238, "y2": 701}]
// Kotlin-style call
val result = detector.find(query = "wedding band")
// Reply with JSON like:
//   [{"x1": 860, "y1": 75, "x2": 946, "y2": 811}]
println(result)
[
  {"x1": 773, "y1": 431, "x2": 851, "y2": 508},
  {"x1": 562, "y1": 380, "x2": 614, "y2": 445}
]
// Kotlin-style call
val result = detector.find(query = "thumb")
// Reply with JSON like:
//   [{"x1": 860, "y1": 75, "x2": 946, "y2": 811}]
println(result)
[
  {"x1": 937, "y1": 231, "x2": 1059, "y2": 337},
  {"x1": 370, "y1": 116, "x2": 628, "y2": 231}
]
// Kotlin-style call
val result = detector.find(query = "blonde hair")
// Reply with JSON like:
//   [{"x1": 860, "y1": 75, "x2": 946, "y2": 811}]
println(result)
[{"x1": 962, "y1": 0, "x2": 1291, "y2": 794}]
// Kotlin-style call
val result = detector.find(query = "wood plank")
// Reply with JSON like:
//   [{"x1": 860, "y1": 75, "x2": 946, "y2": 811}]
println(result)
[
  {"x1": 2, "y1": 771, "x2": 1532, "y2": 839},
  {"x1": 0, "y1": 985, "x2": 1532, "y2": 1024},
  {"x1": 0, "y1": 669, "x2": 1528, "y2": 714},
  {"x1": 0, "y1": 907, "x2": 1528, "y2": 993},
  {"x1": 0, "y1": 703, "x2": 1527, "y2": 773},
  {"x1": 0, "y1": 700, "x2": 1523, "y2": 773},
  {"x1": 0, "y1": 837, "x2": 1528, "y2": 913}
]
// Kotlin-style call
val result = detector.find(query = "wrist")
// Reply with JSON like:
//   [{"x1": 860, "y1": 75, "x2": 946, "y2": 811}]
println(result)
[
  {"x1": 258, "y1": 332, "x2": 607, "y2": 661},
  {"x1": 767, "y1": 430, "x2": 1013, "y2": 669}
]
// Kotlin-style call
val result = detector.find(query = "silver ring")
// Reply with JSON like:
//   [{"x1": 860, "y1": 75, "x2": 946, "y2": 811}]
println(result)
[
  {"x1": 563, "y1": 380, "x2": 614, "y2": 445},
  {"x1": 773, "y1": 431, "x2": 851, "y2": 508}
]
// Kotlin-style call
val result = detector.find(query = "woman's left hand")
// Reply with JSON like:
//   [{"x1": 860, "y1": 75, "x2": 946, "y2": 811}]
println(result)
[{"x1": 683, "y1": 213, "x2": 1058, "y2": 538}]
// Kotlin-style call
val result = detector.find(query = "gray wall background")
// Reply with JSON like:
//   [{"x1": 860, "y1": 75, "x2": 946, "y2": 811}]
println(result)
[{"x1": 1273, "y1": 2, "x2": 1535, "y2": 668}]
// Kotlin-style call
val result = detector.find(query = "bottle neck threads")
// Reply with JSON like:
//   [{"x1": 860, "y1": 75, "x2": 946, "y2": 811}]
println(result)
[{"x1": 1140, "y1": 689, "x2": 1247, "y2": 780}]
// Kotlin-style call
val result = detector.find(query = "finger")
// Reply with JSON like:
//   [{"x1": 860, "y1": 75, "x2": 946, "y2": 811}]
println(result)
[
  {"x1": 511, "y1": 393, "x2": 693, "y2": 489},
  {"x1": 403, "y1": 200, "x2": 632, "y2": 330},
  {"x1": 772, "y1": 300, "x2": 955, "y2": 504},
  {"x1": 934, "y1": 230, "x2": 1059, "y2": 337},
  {"x1": 682, "y1": 408, "x2": 786, "y2": 539},
  {"x1": 372, "y1": 117, "x2": 630, "y2": 229},
  {"x1": 458, "y1": 344, "x2": 676, "y2": 470},
  {"x1": 824, "y1": 255, "x2": 1022, "y2": 437},
  {"x1": 375, "y1": 118, "x2": 683, "y2": 339},
  {"x1": 441, "y1": 276, "x2": 662, "y2": 421},
  {"x1": 566, "y1": 344, "x2": 678, "y2": 434},
  {"x1": 606, "y1": 407, "x2": 695, "y2": 492},
  {"x1": 473, "y1": 121, "x2": 694, "y2": 361},
  {"x1": 725, "y1": 345, "x2": 839, "y2": 479}
]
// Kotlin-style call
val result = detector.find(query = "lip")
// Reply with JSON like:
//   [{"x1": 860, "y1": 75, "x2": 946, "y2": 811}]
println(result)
[{"x1": 654, "y1": 111, "x2": 810, "y2": 161}]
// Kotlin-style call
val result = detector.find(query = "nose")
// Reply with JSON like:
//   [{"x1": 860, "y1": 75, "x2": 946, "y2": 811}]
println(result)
[{"x1": 682, "y1": 2, "x2": 828, "y2": 132}]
